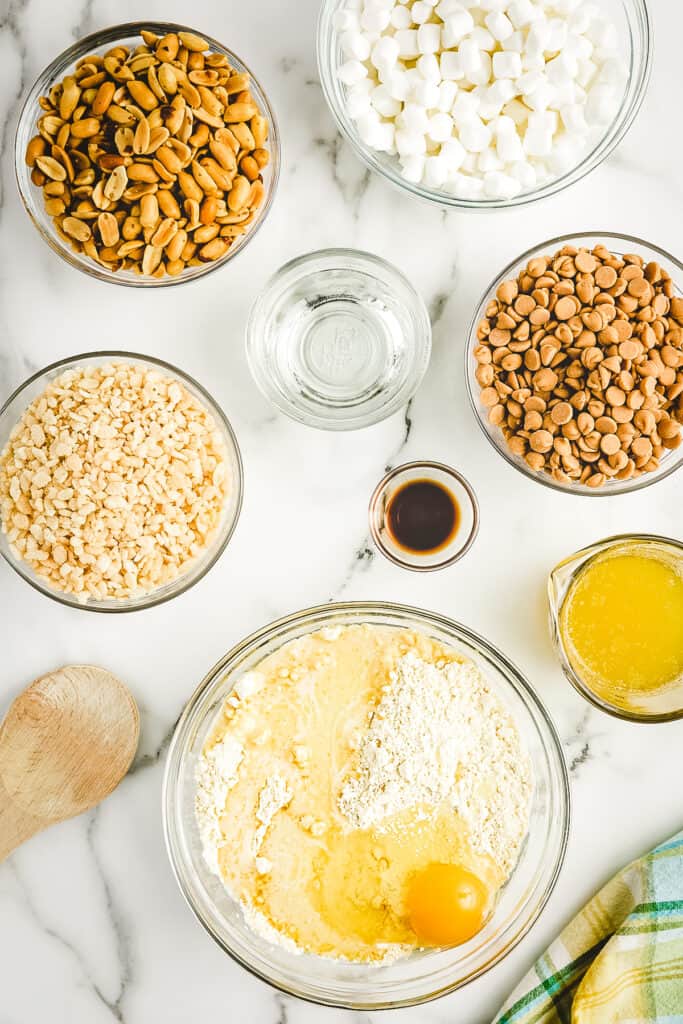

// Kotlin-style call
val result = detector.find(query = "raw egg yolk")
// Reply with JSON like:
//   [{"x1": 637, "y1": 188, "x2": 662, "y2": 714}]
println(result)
[{"x1": 406, "y1": 862, "x2": 490, "y2": 947}]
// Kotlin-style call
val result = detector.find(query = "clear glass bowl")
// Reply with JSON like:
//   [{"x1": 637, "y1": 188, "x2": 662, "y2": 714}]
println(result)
[
  {"x1": 548, "y1": 533, "x2": 683, "y2": 722},
  {"x1": 15, "y1": 21, "x2": 280, "y2": 287},
  {"x1": 466, "y1": 231, "x2": 683, "y2": 496},
  {"x1": 0, "y1": 351, "x2": 243, "y2": 612},
  {"x1": 163, "y1": 601, "x2": 569, "y2": 1009},
  {"x1": 246, "y1": 248, "x2": 432, "y2": 430},
  {"x1": 317, "y1": 0, "x2": 652, "y2": 211},
  {"x1": 369, "y1": 461, "x2": 479, "y2": 570}
]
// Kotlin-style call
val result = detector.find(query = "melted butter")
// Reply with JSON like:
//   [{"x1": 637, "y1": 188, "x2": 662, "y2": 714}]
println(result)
[{"x1": 560, "y1": 546, "x2": 683, "y2": 705}]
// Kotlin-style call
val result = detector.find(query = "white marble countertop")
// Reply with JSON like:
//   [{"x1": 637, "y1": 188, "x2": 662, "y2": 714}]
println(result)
[{"x1": 1, "y1": 1, "x2": 681, "y2": 1021}]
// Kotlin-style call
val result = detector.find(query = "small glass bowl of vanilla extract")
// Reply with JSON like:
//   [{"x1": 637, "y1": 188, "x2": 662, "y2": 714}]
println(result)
[{"x1": 369, "y1": 461, "x2": 479, "y2": 571}]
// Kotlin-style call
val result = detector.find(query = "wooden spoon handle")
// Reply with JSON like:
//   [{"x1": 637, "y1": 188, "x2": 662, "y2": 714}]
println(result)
[{"x1": 0, "y1": 775, "x2": 44, "y2": 862}]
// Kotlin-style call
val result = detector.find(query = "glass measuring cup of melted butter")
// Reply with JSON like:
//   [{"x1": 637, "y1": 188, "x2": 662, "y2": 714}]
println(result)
[{"x1": 548, "y1": 534, "x2": 683, "y2": 722}]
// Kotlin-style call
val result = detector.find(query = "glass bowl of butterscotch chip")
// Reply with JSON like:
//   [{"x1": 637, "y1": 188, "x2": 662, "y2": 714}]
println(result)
[
  {"x1": 466, "y1": 232, "x2": 683, "y2": 496},
  {"x1": 15, "y1": 22, "x2": 280, "y2": 286}
]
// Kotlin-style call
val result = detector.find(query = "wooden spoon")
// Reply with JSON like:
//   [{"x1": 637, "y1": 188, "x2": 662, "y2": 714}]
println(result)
[{"x1": 0, "y1": 665, "x2": 139, "y2": 862}]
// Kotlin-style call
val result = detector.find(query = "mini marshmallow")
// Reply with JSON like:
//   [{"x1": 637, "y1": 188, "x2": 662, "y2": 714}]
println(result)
[
  {"x1": 485, "y1": 10, "x2": 514, "y2": 41},
  {"x1": 371, "y1": 84, "x2": 403, "y2": 117},
  {"x1": 471, "y1": 27, "x2": 496, "y2": 50},
  {"x1": 495, "y1": 125, "x2": 524, "y2": 161},
  {"x1": 524, "y1": 118, "x2": 553, "y2": 157},
  {"x1": 483, "y1": 171, "x2": 521, "y2": 198},
  {"x1": 598, "y1": 57, "x2": 623, "y2": 87},
  {"x1": 585, "y1": 83, "x2": 616, "y2": 125},
  {"x1": 479, "y1": 0, "x2": 508, "y2": 11},
  {"x1": 522, "y1": 52, "x2": 547, "y2": 73},
  {"x1": 577, "y1": 58, "x2": 598, "y2": 89},
  {"x1": 546, "y1": 52, "x2": 579, "y2": 86},
  {"x1": 461, "y1": 152, "x2": 478, "y2": 173},
  {"x1": 546, "y1": 18, "x2": 569, "y2": 52},
  {"x1": 446, "y1": 173, "x2": 485, "y2": 198},
  {"x1": 478, "y1": 148, "x2": 504, "y2": 172},
  {"x1": 452, "y1": 89, "x2": 481, "y2": 123},
  {"x1": 440, "y1": 136, "x2": 466, "y2": 170},
  {"x1": 338, "y1": 60, "x2": 368, "y2": 86},
  {"x1": 527, "y1": 19, "x2": 551, "y2": 56},
  {"x1": 390, "y1": 4, "x2": 413, "y2": 28},
  {"x1": 503, "y1": 30, "x2": 525, "y2": 52},
  {"x1": 395, "y1": 29, "x2": 420, "y2": 57},
  {"x1": 437, "y1": 80, "x2": 458, "y2": 110},
  {"x1": 547, "y1": 133, "x2": 584, "y2": 173},
  {"x1": 395, "y1": 128, "x2": 427, "y2": 155},
  {"x1": 399, "y1": 102, "x2": 431, "y2": 133},
  {"x1": 361, "y1": 6, "x2": 392, "y2": 32},
  {"x1": 428, "y1": 111, "x2": 455, "y2": 142},
  {"x1": 411, "y1": 0, "x2": 433, "y2": 23},
  {"x1": 510, "y1": 160, "x2": 537, "y2": 189},
  {"x1": 371, "y1": 35, "x2": 401, "y2": 69},
  {"x1": 467, "y1": 52, "x2": 492, "y2": 87},
  {"x1": 440, "y1": 51, "x2": 464, "y2": 80},
  {"x1": 411, "y1": 78, "x2": 441, "y2": 107},
  {"x1": 507, "y1": 0, "x2": 540, "y2": 29},
  {"x1": 524, "y1": 79, "x2": 558, "y2": 112},
  {"x1": 372, "y1": 121, "x2": 396, "y2": 152},
  {"x1": 492, "y1": 51, "x2": 522, "y2": 78},
  {"x1": 333, "y1": 9, "x2": 359, "y2": 32},
  {"x1": 385, "y1": 69, "x2": 412, "y2": 101},
  {"x1": 423, "y1": 153, "x2": 449, "y2": 186},
  {"x1": 416, "y1": 52, "x2": 442, "y2": 82},
  {"x1": 355, "y1": 109, "x2": 381, "y2": 143},
  {"x1": 458, "y1": 39, "x2": 483, "y2": 75},
  {"x1": 346, "y1": 88, "x2": 372, "y2": 118},
  {"x1": 570, "y1": 3, "x2": 598, "y2": 36},
  {"x1": 441, "y1": 9, "x2": 475, "y2": 47},
  {"x1": 459, "y1": 116, "x2": 492, "y2": 152},
  {"x1": 417, "y1": 22, "x2": 442, "y2": 53},
  {"x1": 503, "y1": 98, "x2": 530, "y2": 125},
  {"x1": 400, "y1": 154, "x2": 426, "y2": 182},
  {"x1": 489, "y1": 79, "x2": 516, "y2": 106},
  {"x1": 435, "y1": 0, "x2": 466, "y2": 17},
  {"x1": 341, "y1": 30, "x2": 371, "y2": 61}
]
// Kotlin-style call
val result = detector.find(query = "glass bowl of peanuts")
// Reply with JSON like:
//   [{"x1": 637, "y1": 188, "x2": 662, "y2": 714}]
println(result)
[
  {"x1": 466, "y1": 232, "x2": 683, "y2": 495},
  {"x1": 0, "y1": 352, "x2": 243, "y2": 610},
  {"x1": 15, "y1": 22, "x2": 279, "y2": 286}
]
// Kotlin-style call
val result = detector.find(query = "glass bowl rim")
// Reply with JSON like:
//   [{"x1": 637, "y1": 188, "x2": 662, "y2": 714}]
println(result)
[
  {"x1": 549, "y1": 531, "x2": 683, "y2": 723},
  {"x1": 162, "y1": 599, "x2": 571, "y2": 1009},
  {"x1": 465, "y1": 230, "x2": 683, "y2": 497},
  {"x1": 245, "y1": 246, "x2": 433, "y2": 431},
  {"x1": 368, "y1": 460, "x2": 480, "y2": 571},
  {"x1": 0, "y1": 348, "x2": 244, "y2": 612},
  {"x1": 316, "y1": 0, "x2": 653, "y2": 212},
  {"x1": 14, "y1": 19, "x2": 281, "y2": 289}
]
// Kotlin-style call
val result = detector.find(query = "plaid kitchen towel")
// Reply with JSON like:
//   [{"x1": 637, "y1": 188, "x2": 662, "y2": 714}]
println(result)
[{"x1": 494, "y1": 830, "x2": 683, "y2": 1024}]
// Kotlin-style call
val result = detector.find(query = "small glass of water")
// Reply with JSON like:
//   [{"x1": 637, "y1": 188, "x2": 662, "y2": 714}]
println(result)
[{"x1": 246, "y1": 248, "x2": 432, "y2": 430}]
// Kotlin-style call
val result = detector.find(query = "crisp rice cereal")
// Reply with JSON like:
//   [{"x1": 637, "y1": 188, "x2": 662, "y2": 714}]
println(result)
[{"x1": 0, "y1": 362, "x2": 229, "y2": 601}]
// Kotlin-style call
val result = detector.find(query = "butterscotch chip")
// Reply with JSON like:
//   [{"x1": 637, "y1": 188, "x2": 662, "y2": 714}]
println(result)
[
  {"x1": 595, "y1": 265, "x2": 618, "y2": 289},
  {"x1": 575, "y1": 252, "x2": 597, "y2": 274},
  {"x1": 600, "y1": 434, "x2": 620, "y2": 456},
  {"x1": 619, "y1": 340, "x2": 641, "y2": 360},
  {"x1": 480, "y1": 387, "x2": 499, "y2": 407},
  {"x1": 550, "y1": 402, "x2": 573, "y2": 425},
  {"x1": 555, "y1": 296, "x2": 578, "y2": 321}
]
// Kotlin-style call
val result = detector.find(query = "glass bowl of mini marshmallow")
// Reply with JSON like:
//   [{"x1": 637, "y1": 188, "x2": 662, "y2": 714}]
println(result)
[{"x1": 318, "y1": 0, "x2": 652, "y2": 208}]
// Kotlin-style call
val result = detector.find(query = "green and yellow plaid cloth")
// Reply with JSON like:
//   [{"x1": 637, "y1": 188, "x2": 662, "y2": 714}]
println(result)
[{"x1": 495, "y1": 830, "x2": 683, "y2": 1024}]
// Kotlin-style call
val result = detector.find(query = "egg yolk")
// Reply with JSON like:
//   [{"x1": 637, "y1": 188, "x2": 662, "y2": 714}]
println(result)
[{"x1": 406, "y1": 862, "x2": 490, "y2": 947}]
